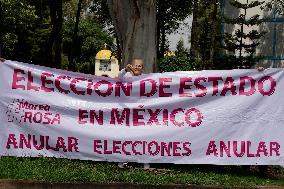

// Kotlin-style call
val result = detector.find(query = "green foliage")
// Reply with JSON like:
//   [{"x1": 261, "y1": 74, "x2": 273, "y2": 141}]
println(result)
[
  {"x1": 89, "y1": 0, "x2": 112, "y2": 27},
  {"x1": 176, "y1": 39, "x2": 187, "y2": 56},
  {"x1": 157, "y1": 0, "x2": 193, "y2": 34},
  {"x1": 225, "y1": 14, "x2": 264, "y2": 26},
  {"x1": 223, "y1": 0, "x2": 266, "y2": 69},
  {"x1": 29, "y1": 26, "x2": 52, "y2": 66},
  {"x1": 63, "y1": 19, "x2": 113, "y2": 74},
  {"x1": 264, "y1": 0, "x2": 284, "y2": 16},
  {"x1": 159, "y1": 53, "x2": 203, "y2": 72},
  {"x1": 75, "y1": 62, "x2": 92, "y2": 74},
  {"x1": 190, "y1": 0, "x2": 223, "y2": 68},
  {"x1": 230, "y1": 0, "x2": 264, "y2": 9},
  {"x1": 1, "y1": 33, "x2": 17, "y2": 57},
  {"x1": 156, "y1": 0, "x2": 193, "y2": 58},
  {"x1": 0, "y1": 0, "x2": 113, "y2": 72},
  {"x1": 0, "y1": 0, "x2": 39, "y2": 62},
  {"x1": 214, "y1": 54, "x2": 265, "y2": 70},
  {"x1": 61, "y1": 54, "x2": 69, "y2": 70}
]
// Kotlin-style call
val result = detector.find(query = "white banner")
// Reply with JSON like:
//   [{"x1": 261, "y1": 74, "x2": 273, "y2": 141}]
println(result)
[{"x1": 0, "y1": 60, "x2": 284, "y2": 165}]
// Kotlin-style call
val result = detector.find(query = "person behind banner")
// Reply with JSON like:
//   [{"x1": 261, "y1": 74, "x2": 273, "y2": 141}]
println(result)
[
  {"x1": 0, "y1": 57, "x2": 5, "y2": 62},
  {"x1": 117, "y1": 58, "x2": 150, "y2": 169},
  {"x1": 118, "y1": 58, "x2": 144, "y2": 79}
]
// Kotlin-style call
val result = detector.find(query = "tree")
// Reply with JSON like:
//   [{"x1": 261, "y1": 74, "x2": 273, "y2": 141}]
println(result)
[
  {"x1": 176, "y1": 38, "x2": 187, "y2": 56},
  {"x1": 0, "y1": 0, "x2": 39, "y2": 62},
  {"x1": 89, "y1": 0, "x2": 112, "y2": 27},
  {"x1": 0, "y1": 0, "x2": 3, "y2": 56},
  {"x1": 68, "y1": 0, "x2": 83, "y2": 71},
  {"x1": 223, "y1": 0, "x2": 266, "y2": 68},
  {"x1": 96, "y1": 0, "x2": 193, "y2": 70},
  {"x1": 49, "y1": 0, "x2": 63, "y2": 69},
  {"x1": 107, "y1": 0, "x2": 157, "y2": 73},
  {"x1": 156, "y1": 0, "x2": 193, "y2": 59},
  {"x1": 265, "y1": 0, "x2": 284, "y2": 16},
  {"x1": 62, "y1": 0, "x2": 113, "y2": 73},
  {"x1": 188, "y1": 0, "x2": 224, "y2": 69},
  {"x1": 208, "y1": 0, "x2": 220, "y2": 68},
  {"x1": 190, "y1": 0, "x2": 200, "y2": 58},
  {"x1": 63, "y1": 19, "x2": 113, "y2": 73}
]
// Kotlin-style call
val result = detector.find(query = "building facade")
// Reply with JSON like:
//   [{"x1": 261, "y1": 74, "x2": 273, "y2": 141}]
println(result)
[{"x1": 222, "y1": 0, "x2": 284, "y2": 68}]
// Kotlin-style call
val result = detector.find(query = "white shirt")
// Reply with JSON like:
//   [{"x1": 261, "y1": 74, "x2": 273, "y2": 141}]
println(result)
[
  {"x1": 117, "y1": 68, "x2": 145, "y2": 81},
  {"x1": 118, "y1": 68, "x2": 133, "y2": 79}
]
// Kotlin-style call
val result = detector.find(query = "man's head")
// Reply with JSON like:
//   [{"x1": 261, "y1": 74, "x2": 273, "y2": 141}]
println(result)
[{"x1": 131, "y1": 58, "x2": 144, "y2": 76}]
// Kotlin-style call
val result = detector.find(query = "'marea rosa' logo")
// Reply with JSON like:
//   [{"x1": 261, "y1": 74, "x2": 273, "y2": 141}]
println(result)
[{"x1": 6, "y1": 99, "x2": 60, "y2": 125}]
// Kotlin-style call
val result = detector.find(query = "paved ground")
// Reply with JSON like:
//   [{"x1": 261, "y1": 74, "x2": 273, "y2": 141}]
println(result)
[{"x1": 0, "y1": 180, "x2": 283, "y2": 189}]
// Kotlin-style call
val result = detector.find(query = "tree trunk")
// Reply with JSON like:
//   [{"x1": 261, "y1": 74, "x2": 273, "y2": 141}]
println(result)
[
  {"x1": 69, "y1": 0, "x2": 83, "y2": 71},
  {"x1": 208, "y1": 0, "x2": 219, "y2": 68},
  {"x1": 190, "y1": 0, "x2": 199, "y2": 58},
  {"x1": 156, "y1": 0, "x2": 161, "y2": 59},
  {"x1": 160, "y1": 13, "x2": 166, "y2": 57},
  {"x1": 50, "y1": 0, "x2": 62, "y2": 69},
  {"x1": 107, "y1": 0, "x2": 157, "y2": 73},
  {"x1": 0, "y1": 1, "x2": 3, "y2": 57},
  {"x1": 55, "y1": 0, "x2": 63, "y2": 69},
  {"x1": 156, "y1": 0, "x2": 166, "y2": 60},
  {"x1": 115, "y1": 33, "x2": 123, "y2": 70}
]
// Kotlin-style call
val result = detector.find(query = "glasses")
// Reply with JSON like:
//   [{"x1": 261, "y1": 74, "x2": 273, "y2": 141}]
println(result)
[{"x1": 133, "y1": 65, "x2": 143, "y2": 68}]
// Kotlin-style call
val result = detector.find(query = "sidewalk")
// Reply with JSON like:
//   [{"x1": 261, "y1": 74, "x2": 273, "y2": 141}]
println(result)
[{"x1": 0, "y1": 180, "x2": 283, "y2": 189}]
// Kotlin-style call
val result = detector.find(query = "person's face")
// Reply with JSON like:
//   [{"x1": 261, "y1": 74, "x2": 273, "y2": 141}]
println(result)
[{"x1": 132, "y1": 59, "x2": 144, "y2": 76}]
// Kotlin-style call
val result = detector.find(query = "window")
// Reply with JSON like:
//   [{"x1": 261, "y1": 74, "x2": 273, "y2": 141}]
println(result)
[{"x1": 99, "y1": 60, "x2": 111, "y2": 71}]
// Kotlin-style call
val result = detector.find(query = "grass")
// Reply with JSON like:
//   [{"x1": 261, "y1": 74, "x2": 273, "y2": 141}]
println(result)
[{"x1": 0, "y1": 156, "x2": 283, "y2": 187}]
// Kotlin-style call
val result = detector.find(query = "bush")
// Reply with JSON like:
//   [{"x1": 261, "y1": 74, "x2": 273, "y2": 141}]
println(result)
[{"x1": 158, "y1": 53, "x2": 203, "y2": 72}]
